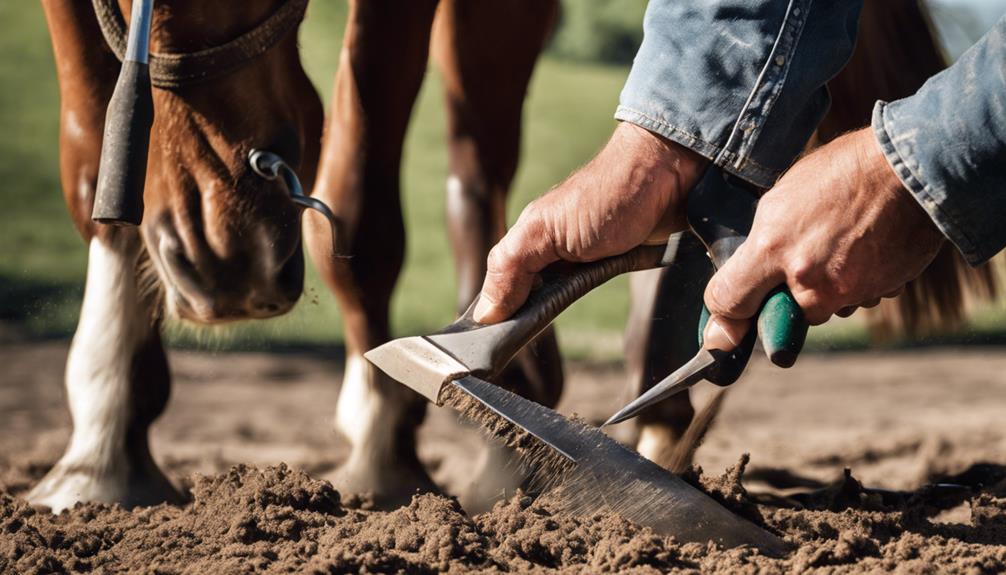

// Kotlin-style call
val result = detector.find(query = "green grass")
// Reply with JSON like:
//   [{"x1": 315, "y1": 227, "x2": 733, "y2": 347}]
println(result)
[
  {"x1": 0, "y1": 3, "x2": 637, "y2": 356},
  {"x1": 0, "y1": 3, "x2": 84, "y2": 336}
]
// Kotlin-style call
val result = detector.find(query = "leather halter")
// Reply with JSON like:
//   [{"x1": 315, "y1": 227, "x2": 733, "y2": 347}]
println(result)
[{"x1": 91, "y1": 0, "x2": 309, "y2": 89}]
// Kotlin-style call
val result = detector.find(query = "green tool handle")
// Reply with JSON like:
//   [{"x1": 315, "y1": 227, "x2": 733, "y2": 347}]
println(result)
[
  {"x1": 687, "y1": 168, "x2": 808, "y2": 370},
  {"x1": 757, "y1": 287, "x2": 806, "y2": 368},
  {"x1": 696, "y1": 284, "x2": 806, "y2": 382}
]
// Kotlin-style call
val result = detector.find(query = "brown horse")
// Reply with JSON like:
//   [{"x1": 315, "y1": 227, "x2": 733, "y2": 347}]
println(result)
[
  {"x1": 32, "y1": 0, "x2": 323, "y2": 511},
  {"x1": 33, "y1": 0, "x2": 562, "y2": 512},
  {"x1": 624, "y1": 0, "x2": 997, "y2": 471},
  {"x1": 302, "y1": 0, "x2": 563, "y2": 508}
]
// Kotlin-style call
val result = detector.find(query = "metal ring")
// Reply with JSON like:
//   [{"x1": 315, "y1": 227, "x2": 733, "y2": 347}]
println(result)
[{"x1": 248, "y1": 149, "x2": 348, "y2": 259}]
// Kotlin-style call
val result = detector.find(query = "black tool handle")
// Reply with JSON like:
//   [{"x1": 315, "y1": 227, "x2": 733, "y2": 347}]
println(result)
[
  {"x1": 696, "y1": 304, "x2": 757, "y2": 385},
  {"x1": 92, "y1": 60, "x2": 154, "y2": 226},
  {"x1": 427, "y1": 242, "x2": 678, "y2": 379}
]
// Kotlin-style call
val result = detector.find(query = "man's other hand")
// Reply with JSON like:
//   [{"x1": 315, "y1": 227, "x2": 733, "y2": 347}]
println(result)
[{"x1": 703, "y1": 127, "x2": 945, "y2": 345}]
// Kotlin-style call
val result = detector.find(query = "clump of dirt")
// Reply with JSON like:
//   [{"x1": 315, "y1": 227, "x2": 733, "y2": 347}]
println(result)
[
  {"x1": 477, "y1": 494, "x2": 692, "y2": 572},
  {"x1": 3, "y1": 460, "x2": 1005, "y2": 574}
]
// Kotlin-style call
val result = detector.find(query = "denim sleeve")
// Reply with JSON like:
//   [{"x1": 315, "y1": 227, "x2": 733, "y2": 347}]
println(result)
[
  {"x1": 872, "y1": 15, "x2": 1006, "y2": 266},
  {"x1": 615, "y1": 0, "x2": 863, "y2": 189}
]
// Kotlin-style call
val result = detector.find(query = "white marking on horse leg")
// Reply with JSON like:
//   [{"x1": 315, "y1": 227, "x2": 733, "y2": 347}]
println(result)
[
  {"x1": 335, "y1": 355, "x2": 396, "y2": 468},
  {"x1": 446, "y1": 174, "x2": 464, "y2": 200},
  {"x1": 29, "y1": 237, "x2": 166, "y2": 512},
  {"x1": 331, "y1": 353, "x2": 434, "y2": 502},
  {"x1": 636, "y1": 424, "x2": 671, "y2": 463},
  {"x1": 461, "y1": 441, "x2": 524, "y2": 514}
]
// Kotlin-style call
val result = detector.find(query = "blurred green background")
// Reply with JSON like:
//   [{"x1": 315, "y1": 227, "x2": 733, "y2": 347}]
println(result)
[{"x1": 0, "y1": 1, "x2": 1002, "y2": 358}]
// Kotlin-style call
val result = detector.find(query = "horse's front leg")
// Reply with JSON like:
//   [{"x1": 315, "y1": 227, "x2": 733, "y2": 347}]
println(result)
[
  {"x1": 32, "y1": 1, "x2": 180, "y2": 511},
  {"x1": 304, "y1": 0, "x2": 440, "y2": 508},
  {"x1": 624, "y1": 233, "x2": 713, "y2": 470},
  {"x1": 431, "y1": 0, "x2": 562, "y2": 512},
  {"x1": 28, "y1": 232, "x2": 181, "y2": 511}
]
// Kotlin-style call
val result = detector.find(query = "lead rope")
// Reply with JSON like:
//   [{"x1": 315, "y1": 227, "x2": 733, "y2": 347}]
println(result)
[{"x1": 91, "y1": 0, "x2": 309, "y2": 89}]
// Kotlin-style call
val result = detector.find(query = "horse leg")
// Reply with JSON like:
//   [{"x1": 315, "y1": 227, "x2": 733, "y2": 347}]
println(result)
[
  {"x1": 28, "y1": 232, "x2": 181, "y2": 512},
  {"x1": 431, "y1": 0, "x2": 561, "y2": 512},
  {"x1": 304, "y1": 0, "x2": 440, "y2": 507},
  {"x1": 624, "y1": 233, "x2": 712, "y2": 470},
  {"x1": 29, "y1": 1, "x2": 180, "y2": 513}
]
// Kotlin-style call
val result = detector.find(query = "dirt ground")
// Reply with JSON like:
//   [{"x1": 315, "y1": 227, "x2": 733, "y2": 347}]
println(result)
[{"x1": 2, "y1": 326, "x2": 1005, "y2": 573}]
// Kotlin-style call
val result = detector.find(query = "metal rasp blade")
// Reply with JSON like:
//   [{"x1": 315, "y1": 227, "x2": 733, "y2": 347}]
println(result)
[
  {"x1": 444, "y1": 375, "x2": 787, "y2": 555},
  {"x1": 365, "y1": 242, "x2": 787, "y2": 554}
]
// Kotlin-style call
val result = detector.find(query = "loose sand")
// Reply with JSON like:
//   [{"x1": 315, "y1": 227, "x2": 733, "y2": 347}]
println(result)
[{"x1": 2, "y1": 331, "x2": 1005, "y2": 573}]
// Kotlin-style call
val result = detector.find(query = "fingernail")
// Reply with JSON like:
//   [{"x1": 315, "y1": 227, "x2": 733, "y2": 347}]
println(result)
[
  {"x1": 705, "y1": 318, "x2": 738, "y2": 350},
  {"x1": 473, "y1": 296, "x2": 494, "y2": 323}
]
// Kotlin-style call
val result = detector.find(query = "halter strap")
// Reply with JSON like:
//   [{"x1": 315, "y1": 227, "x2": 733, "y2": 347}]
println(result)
[{"x1": 91, "y1": 0, "x2": 309, "y2": 90}]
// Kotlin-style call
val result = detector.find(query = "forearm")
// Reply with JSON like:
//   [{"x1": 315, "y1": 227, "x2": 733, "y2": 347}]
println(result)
[
  {"x1": 872, "y1": 15, "x2": 1006, "y2": 266},
  {"x1": 616, "y1": 0, "x2": 864, "y2": 188}
]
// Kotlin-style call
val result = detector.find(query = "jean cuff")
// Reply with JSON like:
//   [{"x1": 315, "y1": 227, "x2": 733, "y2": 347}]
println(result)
[
  {"x1": 615, "y1": 105, "x2": 780, "y2": 189},
  {"x1": 871, "y1": 101, "x2": 982, "y2": 265}
]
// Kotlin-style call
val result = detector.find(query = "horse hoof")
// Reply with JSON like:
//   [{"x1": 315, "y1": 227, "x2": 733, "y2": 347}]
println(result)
[
  {"x1": 27, "y1": 463, "x2": 184, "y2": 513},
  {"x1": 459, "y1": 443, "x2": 526, "y2": 515},
  {"x1": 325, "y1": 461, "x2": 439, "y2": 510}
]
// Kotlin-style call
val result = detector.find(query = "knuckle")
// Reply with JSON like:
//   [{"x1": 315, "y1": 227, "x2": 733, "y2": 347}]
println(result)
[
  {"x1": 485, "y1": 243, "x2": 511, "y2": 275},
  {"x1": 748, "y1": 232, "x2": 780, "y2": 259},
  {"x1": 705, "y1": 276, "x2": 747, "y2": 318},
  {"x1": 788, "y1": 255, "x2": 818, "y2": 286},
  {"x1": 703, "y1": 281, "x2": 727, "y2": 314},
  {"x1": 513, "y1": 201, "x2": 542, "y2": 229},
  {"x1": 512, "y1": 207, "x2": 549, "y2": 245},
  {"x1": 830, "y1": 278, "x2": 854, "y2": 300},
  {"x1": 791, "y1": 288, "x2": 834, "y2": 325},
  {"x1": 791, "y1": 288, "x2": 817, "y2": 313},
  {"x1": 755, "y1": 192, "x2": 781, "y2": 213}
]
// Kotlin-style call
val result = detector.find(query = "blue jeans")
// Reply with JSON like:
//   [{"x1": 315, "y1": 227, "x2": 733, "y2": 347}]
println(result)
[{"x1": 618, "y1": 1, "x2": 1006, "y2": 265}]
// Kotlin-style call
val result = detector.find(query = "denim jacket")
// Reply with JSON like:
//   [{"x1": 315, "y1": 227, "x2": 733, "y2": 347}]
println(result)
[
  {"x1": 873, "y1": 15, "x2": 1006, "y2": 265},
  {"x1": 618, "y1": 1, "x2": 1006, "y2": 265}
]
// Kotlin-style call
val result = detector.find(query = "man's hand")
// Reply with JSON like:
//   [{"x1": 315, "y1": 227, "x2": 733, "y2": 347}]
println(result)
[
  {"x1": 473, "y1": 122, "x2": 706, "y2": 324},
  {"x1": 703, "y1": 127, "x2": 946, "y2": 345}
]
